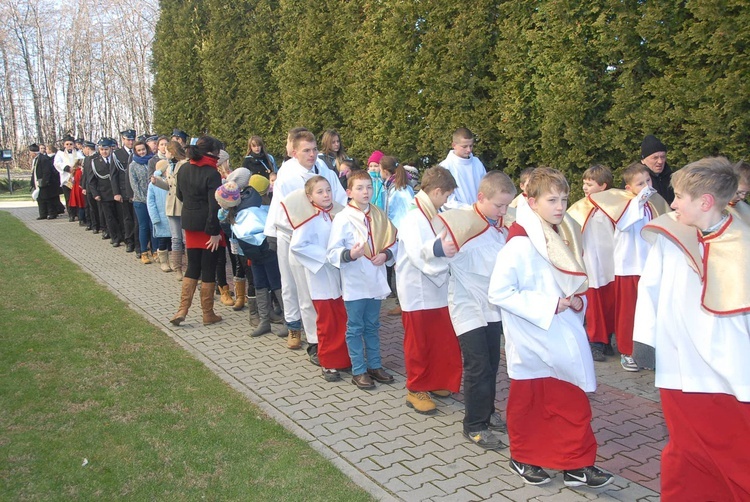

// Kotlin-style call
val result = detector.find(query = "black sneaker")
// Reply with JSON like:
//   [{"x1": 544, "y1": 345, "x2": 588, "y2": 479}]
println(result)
[
  {"x1": 488, "y1": 411, "x2": 507, "y2": 433},
  {"x1": 563, "y1": 466, "x2": 614, "y2": 488},
  {"x1": 321, "y1": 368, "x2": 340, "y2": 382},
  {"x1": 307, "y1": 344, "x2": 320, "y2": 367},
  {"x1": 591, "y1": 343, "x2": 606, "y2": 362},
  {"x1": 509, "y1": 459, "x2": 551, "y2": 485},
  {"x1": 464, "y1": 429, "x2": 506, "y2": 450}
]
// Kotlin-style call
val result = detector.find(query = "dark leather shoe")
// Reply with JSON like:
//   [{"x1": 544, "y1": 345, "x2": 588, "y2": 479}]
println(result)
[
  {"x1": 367, "y1": 368, "x2": 394, "y2": 383},
  {"x1": 112, "y1": 240, "x2": 121, "y2": 248},
  {"x1": 47, "y1": 215, "x2": 57, "y2": 220},
  {"x1": 126, "y1": 243, "x2": 135, "y2": 253},
  {"x1": 351, "y1": 373, "x2": 376, "y2": 390},
  {"x1": 307, "y1": 344, "x2": 320, "y2": 366},
  {"x1": 102, "y1": 233, "x2": 110, "y2": 240},
  {"x1": 92, "y1": 229, "x2": 100, "y2": 234},
  {"x1": 36, "y1": 216, "x2": 45, "y2": 220}
]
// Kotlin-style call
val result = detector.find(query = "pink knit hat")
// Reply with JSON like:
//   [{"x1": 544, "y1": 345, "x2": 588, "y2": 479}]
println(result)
[
  {"x1": 215, "y1": 181, "x2": 241, "y2": 209},
  {"x1": 367, "y1": 150, "x2": 384, "y2": 165}
]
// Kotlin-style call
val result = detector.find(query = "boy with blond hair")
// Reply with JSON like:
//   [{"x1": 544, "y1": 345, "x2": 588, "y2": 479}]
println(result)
[
  {"x1": 434, "y1": 171, "x2": 516, "y2": 449},
  {"x1": 633, "y1": 157, "x2": 750, "y2": 501},
  {"x1": 328, "y1": 170, "x2": 397, "y2": 390},
  {"x1": 567, "y1": 165, "x2": 616, "y2": 361},
  {"x1": 397, "y1": 166, "x2": 463, "y2": 414},
  {"x1": 589, "y1": 162, "x2": 669, "y2": 371},
  {"x1": 489, "y1": 167, "x2": 613, "y2": 488}
]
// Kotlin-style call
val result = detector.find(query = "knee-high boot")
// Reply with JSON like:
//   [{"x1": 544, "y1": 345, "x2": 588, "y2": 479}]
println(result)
[{"x1": 170, "y1": 278, "x2": 198, "y2": 325}]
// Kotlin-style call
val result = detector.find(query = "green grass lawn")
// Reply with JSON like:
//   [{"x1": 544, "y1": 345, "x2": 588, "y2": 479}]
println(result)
[
  {"x1": 0, "y1": 211, "x2": 374, "y2": 501},
  {"x1": 0, "y1": 192, "x2": 32, "y2": 201}
]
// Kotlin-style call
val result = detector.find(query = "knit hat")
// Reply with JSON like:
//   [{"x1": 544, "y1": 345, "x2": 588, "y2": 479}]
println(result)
[
  {"x1": 641, "y1": 135, "x2": 667, "y2": 159},
  {"x1": 218, "y1": 149, "x2": 230, "y2": 166},
  {"x1": 249, "y1": 174, "x2": 270, "y2": 196},
  {"x1": 29, "y1": 143, "x2": 40, "y2": 152},
  {"x1": 215, "y1": 181, "x2": 241, "y2": 209},
  {"x1": 227, "y1": 167, "x2": 251, "y2": 190},
  {"x1": 368, "y1": 150, "x2": 384, "y2": 165}
]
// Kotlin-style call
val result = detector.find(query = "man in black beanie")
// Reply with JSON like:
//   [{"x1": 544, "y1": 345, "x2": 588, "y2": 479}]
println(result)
[{"x1": 640, "y1": 134, "x2": 674, "y2": 204}]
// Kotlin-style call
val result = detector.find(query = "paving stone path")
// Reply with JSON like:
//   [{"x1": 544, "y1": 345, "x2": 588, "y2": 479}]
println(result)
[{"x1": 8, "y1": 205, "x2": 665, "y2": 501}]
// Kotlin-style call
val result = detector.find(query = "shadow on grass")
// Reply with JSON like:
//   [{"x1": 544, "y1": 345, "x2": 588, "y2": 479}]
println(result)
[{"x1": 0, "y1": 211, "x2": 374, "y2": 501}]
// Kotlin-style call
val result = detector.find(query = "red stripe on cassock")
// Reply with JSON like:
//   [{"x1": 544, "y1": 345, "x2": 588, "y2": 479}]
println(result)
[{"x1": 614, "y1": 275, "x2": 639, "y2": 355}]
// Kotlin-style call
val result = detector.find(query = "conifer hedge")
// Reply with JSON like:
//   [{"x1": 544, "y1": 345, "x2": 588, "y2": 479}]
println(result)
[{"x1": 152, "y1": 0, "x2": 749, "y2": 190}]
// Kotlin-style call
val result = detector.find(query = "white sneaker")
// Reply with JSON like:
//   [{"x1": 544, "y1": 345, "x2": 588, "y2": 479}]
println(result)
[{"x1": 621, "y1": 355, "x2": 639, "y2": 372}]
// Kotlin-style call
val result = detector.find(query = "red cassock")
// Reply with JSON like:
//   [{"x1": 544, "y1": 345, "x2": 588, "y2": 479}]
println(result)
[
  {"x1": 402, "y1": 307, "x2": 462, "y2": 393},
  {"x1": 585, "y1": 281, "x2": 616, "y2": 344},
  {"x1": 312, "y1": 298, "x2": 351, "y2": 370},
  {"x1": 69, "y1": 168, "x2": 86, "y2": 208},
  {"x1": 660, "y1": 389, "x2": 750, "y2": 502},
  {"x1": 507, "y1": 377, "x2": 597, "y2": 470},
  {"x1": 614, "y1": 275, "x2": 639, "y2": 355}
]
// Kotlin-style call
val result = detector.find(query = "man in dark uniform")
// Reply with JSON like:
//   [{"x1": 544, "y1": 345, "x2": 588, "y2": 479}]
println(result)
[
  {"x1": 111, "y1": 129, "x2": 137, "y2": 253},
  {"x1": 81, "y1": 140, "x2": 102, "y2": 233},
  {"x1": 91, "y1": 138, "x2": 123, "y2": 246},
  {"x1": 171, "y1": 129, "x2": 188, "y2": 148},
  {"x1": 30, "y1": 143, "x2": 60, "y2": 220}
]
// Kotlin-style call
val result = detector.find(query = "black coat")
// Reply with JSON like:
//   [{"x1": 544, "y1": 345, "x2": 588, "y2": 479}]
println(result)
[
  {"x1": 110, "y1": 147, "x2": 133, "y2": 199},
  {"x1": 88, "y1": 155, "x2": 115, "y2": 201},
  {"x1": 32, "y1": 154, "x2": 60, "y2": 200},
  {"x1": 176, "y1": 161, "x2": 222, "y2": 236},
  {"x1": 647, "y1": 163, "x2": 674, "y2": 204}
]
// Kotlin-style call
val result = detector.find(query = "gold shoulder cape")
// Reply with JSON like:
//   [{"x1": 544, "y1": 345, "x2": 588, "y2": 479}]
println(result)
[
  {"x1": 434, "y1": 205, "x2": 490, "y2": 251},
  {"x1": 643, "y1": 212, "x2": 750, "y2": 315},
  {"x1": 567, "y1": 197, "x2": 596, "y2": 230},
  {"x1": 281, "y1": 189, "x2": 344, "y2": 229},
  {"x1": 589, "y1": 189, "x2": 670, "y2": 223},
  {"x1": 346, "y1": 203, "x2": 398, "y2": 259}
]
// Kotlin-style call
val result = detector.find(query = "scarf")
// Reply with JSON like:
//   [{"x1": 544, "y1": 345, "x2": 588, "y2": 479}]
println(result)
[
  {"x1": 132, "y1": 152, "x2": 154, "y2": 165},
  {"x1": 190, "y1": 154, "x2": 219, "y2": 169}
]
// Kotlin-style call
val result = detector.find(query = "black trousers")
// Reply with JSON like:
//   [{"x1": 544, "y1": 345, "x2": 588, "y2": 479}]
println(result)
[
  {"x1": 186, "y1": 248, "x2": 219, "y2": 283},
  {"x1": 118, "y1": 199, "x2": 135, "y2": 246},
  {"x1": 85, "y1": 192, "x2": 102, "y2": 230},
  {"x1": 458, "y1": 322, "x2": 503, "y2": 433},
  {"x1": 37, "y1": 197, "x2": 57, "y2": 219},
  {"x1": 100, "y1": 200, "x2": 123, "y2": 242}
]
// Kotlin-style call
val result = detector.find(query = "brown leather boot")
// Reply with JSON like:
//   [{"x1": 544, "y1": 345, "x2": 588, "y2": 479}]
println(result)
[
  {"x1": 200, "y1": 282, "x2": 223, "y2": 325},
  {"x1": 218, "y1": 285, "x2": 234, "y2": 306},
  {"x1": 287, "y1": 329, "x2": 302, "y2": 350},
  {"x1": 232, "y1": 278, "x2": 246, "y2": 311},
  {"x1": 170, "y1": 278, "x2": 198, "y2": 326}
]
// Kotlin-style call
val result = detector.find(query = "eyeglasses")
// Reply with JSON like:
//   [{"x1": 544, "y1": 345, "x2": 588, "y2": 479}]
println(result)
[{"x1": 737, "y1": 191, "x2": 749, "y2": 198}]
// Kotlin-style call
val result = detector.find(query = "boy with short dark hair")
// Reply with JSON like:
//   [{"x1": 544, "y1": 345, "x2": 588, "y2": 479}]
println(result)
[
  {"x1": 567, "y1": 165, "x2": 616, "y2": 361},
  {"x1": 509, "y1": 167, "x2": 536, "y2": 208},
  {"x1": 396, "y1": 166, "x2": 463, "y2": 414},
  {"x1": 589, "y1": 162, "x2": 669, "y2": 371},
  {"x1": 439, "y1": 128, "x2": 486, "y2": 209},
  {"x1": 328, "y1": 170, "x2": 397, "y2": 390},
  {"x1": 435, "y1": 171, "x2": 516, "y2": 449},
  {"x1": 633, "y1": 157, "x2": 750, "y2": 501},
  {"x1": 489, "y1": 167, "x2": 613, "y2": 488},
  {"x1": 729, "y1": 160, "x2": 750, "y2": 220}
]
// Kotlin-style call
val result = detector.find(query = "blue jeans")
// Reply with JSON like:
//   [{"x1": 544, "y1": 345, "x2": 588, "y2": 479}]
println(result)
[
  {"x1": 133, "y1": 202, "x2": 156, "y2": 253},
  {"x1": 344, "y1": 299, "x2": 382, "y2": 376},
  {"x1": 168, "y1": 215, "x2": 184, "y2": 252}
]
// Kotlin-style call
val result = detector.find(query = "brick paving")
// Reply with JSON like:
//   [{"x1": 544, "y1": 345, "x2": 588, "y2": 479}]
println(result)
[{"x1": 7, "y1": 205, "x2": 666, "y2": 501}]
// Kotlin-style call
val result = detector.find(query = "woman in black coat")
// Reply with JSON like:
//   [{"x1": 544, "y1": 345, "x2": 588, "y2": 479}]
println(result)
[{"x1": 170, "y1": 135, "x2": 224, "y2": 326}]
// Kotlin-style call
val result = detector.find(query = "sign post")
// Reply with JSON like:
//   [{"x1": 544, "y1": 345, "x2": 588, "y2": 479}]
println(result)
[{"x1": 1, "y1": 150, "x2": 12, "y2": 194}]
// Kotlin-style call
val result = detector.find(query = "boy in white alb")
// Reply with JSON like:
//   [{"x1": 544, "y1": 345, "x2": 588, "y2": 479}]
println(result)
[
  {"x1": 633, "y1": 157, "x2": 750, "y2": 501},
  {"x1": 489, "y1": 167, "x2": 613, "y2": 488},
  {"x1": 728, "y1": 160, "x2": 750, "y2": 222},
  {"x1": 509, "y1": 167, "x2": 535, "y2": 209},
  {"x1": 439, "y1": 128, "x2": 486, "y2": 209},
  {"x1": 289, "y1": 176, "x2": 351, "y2": 382},
  {"x1": 327, "y1": 170, "x2": 396, "y2": 390},
  {"x1": 396, "y1": 166, "x2": 463, "y2": 414},
  {"x1": 567, "y1": 165, "x2": 616, "y2": 361},
  {"x1": 266, "y1": 129, "x2": 347, "y2": 358},
  {"x1": 589, "y1": 162, "x2": 669, "y2": 371},
  {"x1": 434, "y1": 171, "x2": 516, "y2": 450}
]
